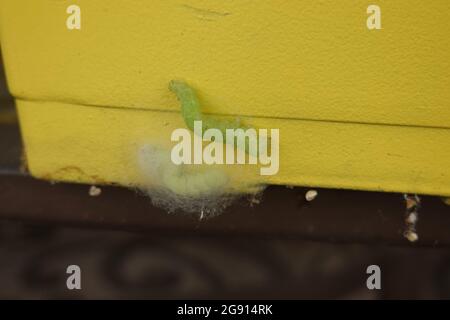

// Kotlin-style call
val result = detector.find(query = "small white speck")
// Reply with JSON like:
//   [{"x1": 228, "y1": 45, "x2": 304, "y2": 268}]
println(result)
[
  {"x1": 406, "y1": 213, "x2": 418, "y2": 224},
  {"x1": 305, "y1": 190, "x2": 318, "y2": 202},
  {"x1": 405, "y1": 231, "x2": 419, "y2": 242},
  {"x1": 89, "y1": 185, "x2": 102, "y2": 197}
]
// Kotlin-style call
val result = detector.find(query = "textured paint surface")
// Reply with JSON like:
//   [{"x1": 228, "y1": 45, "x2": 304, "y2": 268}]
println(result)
[
  {"x1": 1, "y1": 0, "x2": 449, "y2": 195},
  {"x1": 1, "y1": 0, "x2": 450, "y2": 128}
]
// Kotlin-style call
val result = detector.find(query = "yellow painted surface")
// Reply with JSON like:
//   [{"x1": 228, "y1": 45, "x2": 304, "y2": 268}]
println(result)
[
  {"x1": 17, "y1": 99, "x2": 450, "y2": 196},
  {"x1": 1, "y1": 0, "x2": 449, "y2": 195}
]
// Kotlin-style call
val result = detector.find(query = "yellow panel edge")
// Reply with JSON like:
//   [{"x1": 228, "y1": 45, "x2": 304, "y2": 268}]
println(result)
[{"x1": 16, "y1": 99, "x2": 450, "y2": 197}]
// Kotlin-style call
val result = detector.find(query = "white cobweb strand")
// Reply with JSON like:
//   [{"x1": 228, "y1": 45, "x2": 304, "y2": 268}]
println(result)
[{"x1": 137, "y1": 144, "x2": 259, "y2": 219}]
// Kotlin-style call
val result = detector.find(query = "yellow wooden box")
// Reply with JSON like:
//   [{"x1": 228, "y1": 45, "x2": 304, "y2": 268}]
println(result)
[{"x1": 0, "y1": 0, "x2": 449, "y2": 196}]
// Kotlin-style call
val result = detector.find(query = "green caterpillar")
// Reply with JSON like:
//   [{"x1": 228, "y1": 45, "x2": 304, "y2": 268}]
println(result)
[{"x1": 169, "y1": 80, "x2": 253, "y2": 151}]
